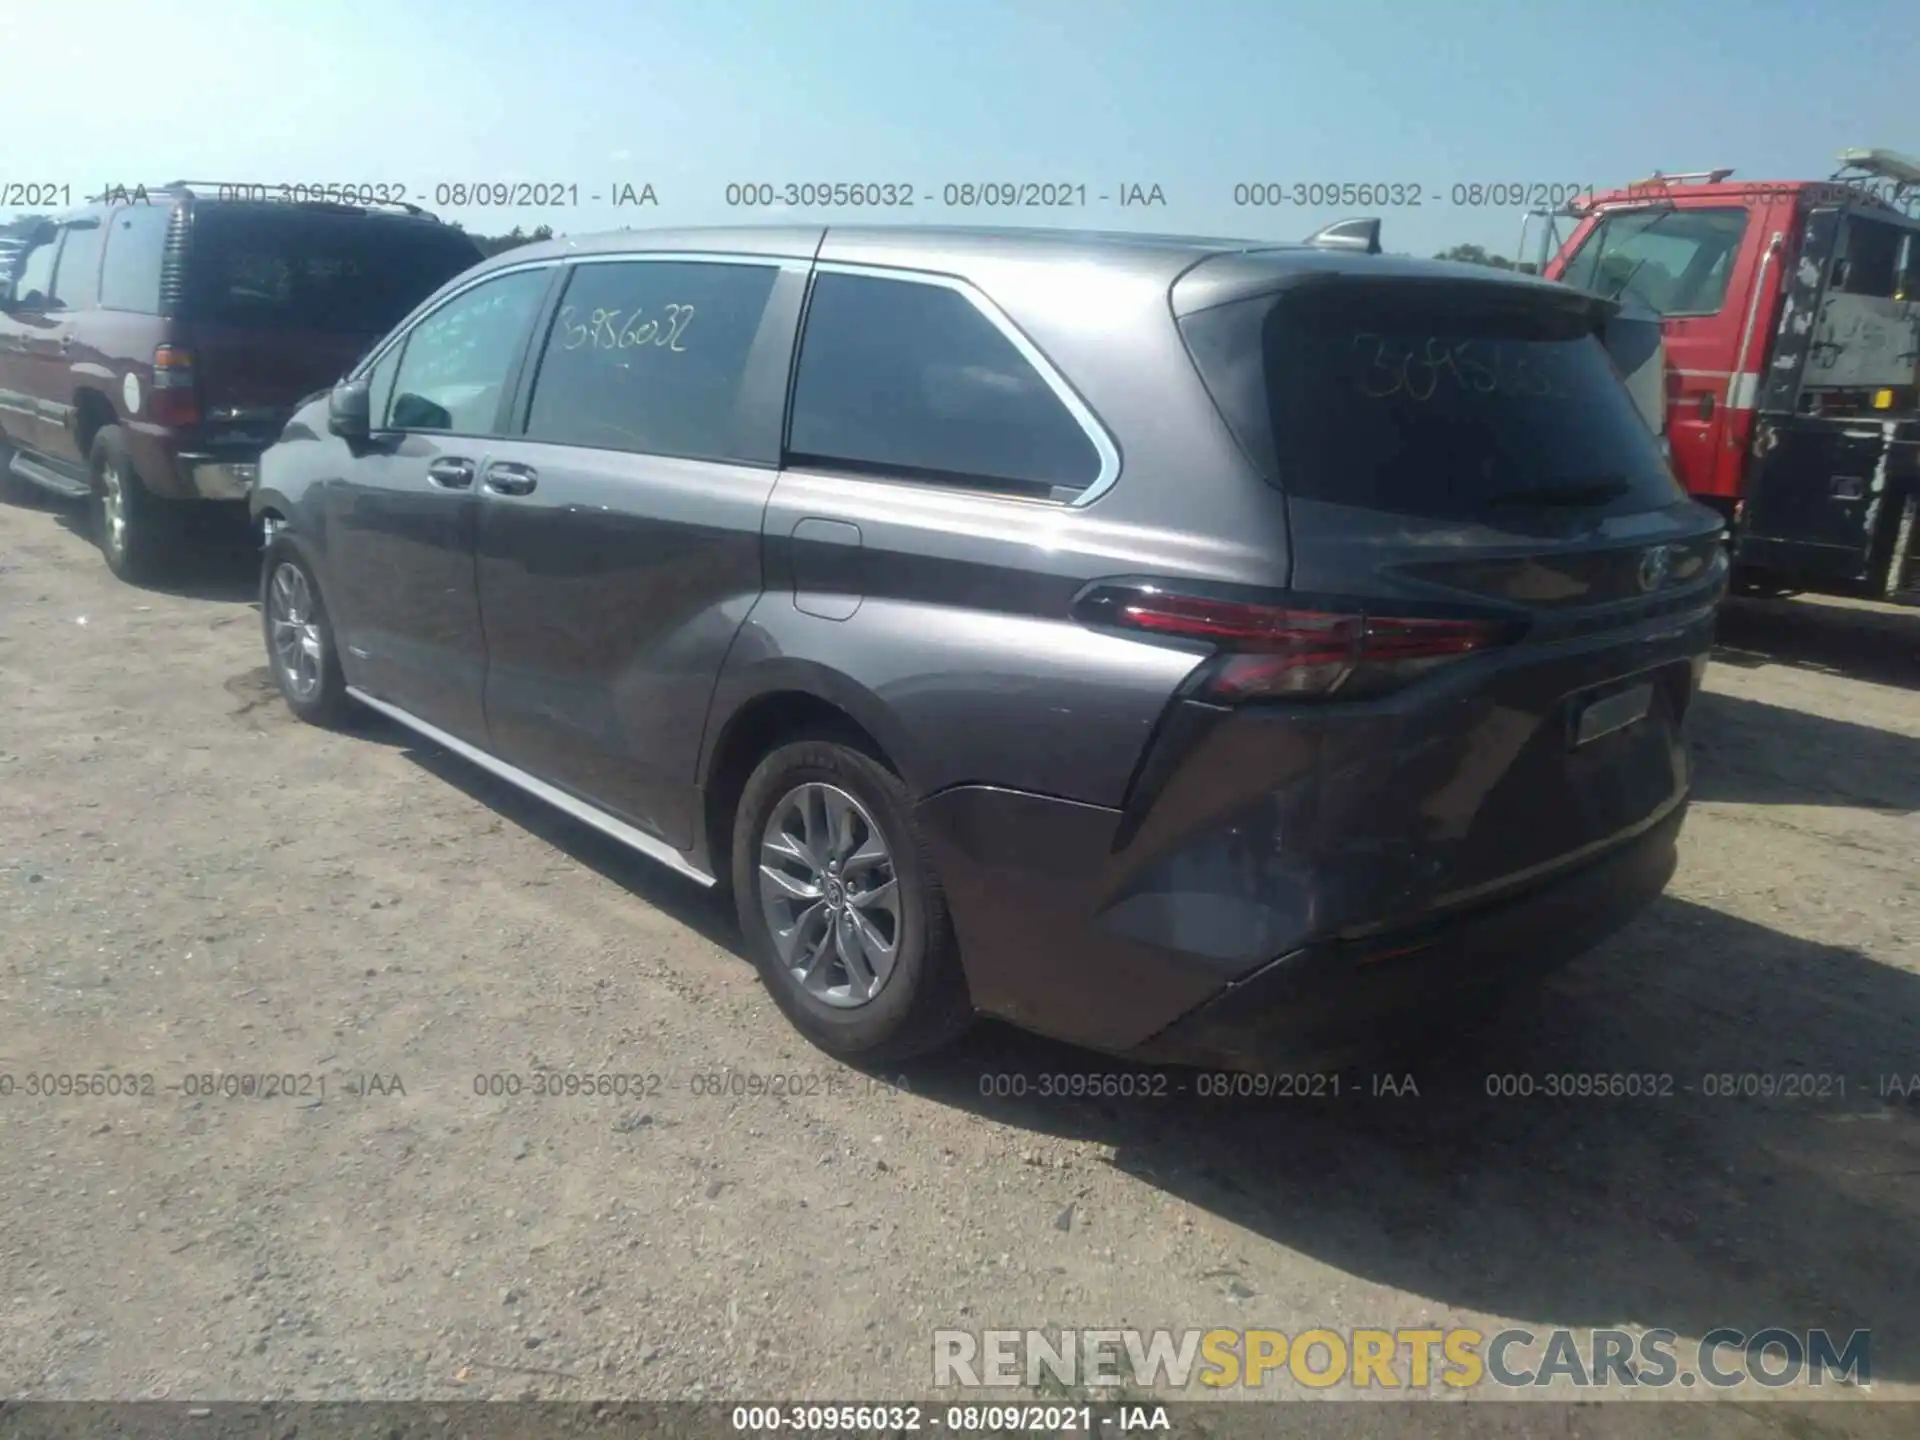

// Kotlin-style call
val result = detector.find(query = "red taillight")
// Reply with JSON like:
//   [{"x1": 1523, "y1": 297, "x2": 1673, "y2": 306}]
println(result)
[
  {"x1": 1078, "y1": 583, "x2": 1513, "y2": 699},
  {"x1": 151, "y1": 344, "x2": 199, "y2": 427}
]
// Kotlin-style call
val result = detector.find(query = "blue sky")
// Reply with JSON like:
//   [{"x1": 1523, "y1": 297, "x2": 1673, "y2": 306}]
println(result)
[{"x1": 2, "y1": 0, "x2": 1916, "y2": 257}]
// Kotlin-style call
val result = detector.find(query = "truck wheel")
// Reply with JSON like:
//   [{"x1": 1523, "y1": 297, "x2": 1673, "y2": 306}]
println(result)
[
  {"x1": 89, "y1": 426, "x2": 173, "y2": 584},
  {"x1": 1881, "y1": 492, "x2": 1918, "y2": 601}
]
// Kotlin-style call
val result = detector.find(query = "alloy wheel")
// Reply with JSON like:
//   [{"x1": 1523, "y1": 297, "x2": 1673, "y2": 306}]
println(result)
[
  {"x1": 99, "y1": 461, "x2": 128, "y2": 559},
  {"x1": 268, "y1": 561, "x2": 325, "y2": 701},
  {"x1": 758, "y1": 782, "x2": 902, "y2": 1008}
]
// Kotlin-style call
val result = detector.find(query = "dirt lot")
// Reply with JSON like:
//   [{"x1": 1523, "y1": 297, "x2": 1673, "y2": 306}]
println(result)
[{"x1": 2, "y1": 493, "x2": 1918, "y2": 1425}]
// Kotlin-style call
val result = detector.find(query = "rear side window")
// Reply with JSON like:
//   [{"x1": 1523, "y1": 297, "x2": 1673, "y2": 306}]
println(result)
[
  {"x1": 11, "y1": 237, "x2": 58, "y2": 308},
  {"x1": 1182, "y1": 284, "x2": 1686, "y2": 521},
  {"x1": 788, "y1": 271, "x2": 1102, "y2": 497},
  {"x1": 522, "y1": 259, "x2": 779, "y2": 461},
  {"x1": 183, "y1": 208, "x2": 483, "y2": 333},
  {"x1": 49, "y1": 221, "x2": 106, "y2": 309},
  {"x1": 98, "y1": 203, "x2": 172, "y2": 312}
]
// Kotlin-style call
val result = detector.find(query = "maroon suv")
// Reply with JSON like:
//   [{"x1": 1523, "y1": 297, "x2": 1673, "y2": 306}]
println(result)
[{"x1": 0, "y1": 183, "x2": 483, "y2": 581}]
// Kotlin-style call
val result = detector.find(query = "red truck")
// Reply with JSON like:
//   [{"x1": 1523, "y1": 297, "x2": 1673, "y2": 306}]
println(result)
[{"x1": 1532, "y1": 149, "x2": 1920, "y2": 600}]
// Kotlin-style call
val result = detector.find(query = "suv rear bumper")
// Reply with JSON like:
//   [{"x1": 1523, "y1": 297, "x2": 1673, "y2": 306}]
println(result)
[
  {"x1": 1125, "y1": 802, "x2": 1683, "y2": 1070},
  {"x1": 174, "y1": 455, "x2": 261, "y2": 500},
  {"x1": 121, "y1": 425, "x2": 267, "y2": 502}
]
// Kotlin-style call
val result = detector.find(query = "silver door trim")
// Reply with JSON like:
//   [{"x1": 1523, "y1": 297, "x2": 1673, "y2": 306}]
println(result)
[{"x1": 345, "y1": 686, "x2": 717, "y2": 887}]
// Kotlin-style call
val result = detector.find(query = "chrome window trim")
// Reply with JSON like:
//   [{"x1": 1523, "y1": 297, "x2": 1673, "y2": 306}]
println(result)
[
  {"x1": 567, "y1": 250, "x2": 812, "y2": 274},
  {"x1": 807, "y1": 259, "x2": 1122, "y2": 506}
]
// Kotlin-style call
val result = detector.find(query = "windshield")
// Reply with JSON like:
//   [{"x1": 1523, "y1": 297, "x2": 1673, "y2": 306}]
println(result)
[
  {"x1": 183, "y1": 208, "x2": 482, "y2": 332},
  {"x1": 1557, "y1": 206, "x2": 1749, "y2": 314},
  {"x1": 1183, "y1": 283, "x2": 1686, "y2": 522}
]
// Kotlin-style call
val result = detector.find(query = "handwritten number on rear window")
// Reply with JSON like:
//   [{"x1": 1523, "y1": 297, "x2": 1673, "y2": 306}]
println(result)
[
  {"x1": 558, "y1": 304, "x2": 695, "y2": 354},
  {"x1": 1351, "y1": 333, "x2": 1561, "y2": 401}
]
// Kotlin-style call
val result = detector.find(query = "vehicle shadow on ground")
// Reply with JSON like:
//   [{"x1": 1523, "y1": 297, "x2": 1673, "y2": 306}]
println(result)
[
  {"x1": 361, "y1": 722, "x2": 748, "y2": 957},
  {"x1": 378, "y1": 718, "x2": 1920, "y2": 1382},
  {"x1": 45, "y1": 500, "x2": 260, "y2": 603},
  {"x1": 907, "y1": 896, "x2": 1920, "y2": 1383},
  {"x1": 1688, "y1": 688, "x2": 1920, "y2": 811},
  {"x1": 1715, "y1": 594, "x2": 1920, "y2": 692}
]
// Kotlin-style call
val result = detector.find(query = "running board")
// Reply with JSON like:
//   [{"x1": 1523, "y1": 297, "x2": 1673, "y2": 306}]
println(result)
[
  {"x1": 8, "y1": 451, "x2": 90, "y2": 499},
  {"x1": 344, "y1": 686, "x2": 717, "y2": 888}
]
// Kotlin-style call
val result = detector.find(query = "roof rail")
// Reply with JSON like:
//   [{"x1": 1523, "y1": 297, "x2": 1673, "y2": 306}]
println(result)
[
  {"x1": 84, "y1": 179, "x2": 432, "y2": 218},
  {"x1": 1303, "y1": 217, "x2": 1381, "y2": 254},
  {"x1": 1631, "y1": 169, "x2": 1735, "y2": 186}
]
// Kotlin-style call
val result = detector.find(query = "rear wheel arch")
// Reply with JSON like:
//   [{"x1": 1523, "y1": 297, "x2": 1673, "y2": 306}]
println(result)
[
  {"x1": 71, "y1": 388, "x2": 118, "y2": 462},
  {"x1": 260, "y1": 527, "x2": 332, "y2": 612},
  {"x1": 701, "y1": 684, "x2": 910, "y2": 882}
]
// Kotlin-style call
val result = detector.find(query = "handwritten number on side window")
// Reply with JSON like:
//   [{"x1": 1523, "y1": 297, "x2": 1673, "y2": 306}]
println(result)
[{"x1": 558, "y1": 303, "x2": 695, "y2": 353}]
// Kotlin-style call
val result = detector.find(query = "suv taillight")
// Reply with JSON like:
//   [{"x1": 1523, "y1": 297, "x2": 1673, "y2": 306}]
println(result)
[
  {"x1": 151, "y1": 345, "x2": 199, "y2": 426},
  {"x1": 1073, "y1": 582, "x2": 1518, "y2": 700}
]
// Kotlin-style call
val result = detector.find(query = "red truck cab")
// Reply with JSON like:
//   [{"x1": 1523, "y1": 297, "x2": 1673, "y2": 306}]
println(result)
[{"x1": 1541, "y1": 153, "x2": 1920, "y2": 599}]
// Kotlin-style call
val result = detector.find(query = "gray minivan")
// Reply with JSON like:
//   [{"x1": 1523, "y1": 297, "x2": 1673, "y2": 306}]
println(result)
[{"x1": 251, "y1": 222, "x2": 1727, "y2": 1069}]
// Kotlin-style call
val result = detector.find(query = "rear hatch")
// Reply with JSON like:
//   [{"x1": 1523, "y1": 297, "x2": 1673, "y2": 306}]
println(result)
[
  {"x1": 177, "y1": 205, "x2": 482, "y2": 442},
  {"x1": 1163, "y1": 265, "x2": 1726, "y2": 932}
]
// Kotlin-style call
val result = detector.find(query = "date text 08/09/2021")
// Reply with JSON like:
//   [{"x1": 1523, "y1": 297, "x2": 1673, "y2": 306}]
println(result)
[
  {"x1": 727, "y1": 1404, "x2": 1167, "y2": 1435},
  {"x1": 82, "y1": 181, "x2": 661, "y2": 209},
  {"x1": 27, "y1": 172, "x2": 1918, "y2": 215},
  {"x1": 0, "y1": 1070, "x2": 914, "y2": 1102}
]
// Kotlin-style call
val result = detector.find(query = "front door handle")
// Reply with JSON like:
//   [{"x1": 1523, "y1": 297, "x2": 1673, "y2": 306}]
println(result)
[
  {"x1": 426, "y1": 457, "x2": 475, "y2": 489},
  {"x1": 483, "y1": 462, "x2": 538, "y2": 497}
]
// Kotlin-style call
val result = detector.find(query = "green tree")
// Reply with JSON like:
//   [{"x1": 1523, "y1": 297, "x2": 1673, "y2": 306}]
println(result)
[{"x1": 1434, "y1": 243, "x2": 1517, "y2": 270}]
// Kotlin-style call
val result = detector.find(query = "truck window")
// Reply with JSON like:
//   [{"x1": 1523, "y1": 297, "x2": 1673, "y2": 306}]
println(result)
[
  {"x1": 1833, "y1": 217, "x2": 1906, "y2": 298},
  {"x1": 1558, "y1": 207, "x2": 1749, "y2": 316}
]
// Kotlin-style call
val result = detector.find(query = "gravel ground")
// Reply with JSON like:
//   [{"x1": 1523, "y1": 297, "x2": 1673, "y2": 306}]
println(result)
[{"x1": 1, "y1": 492, "x2": 1917, "y2": 1428}]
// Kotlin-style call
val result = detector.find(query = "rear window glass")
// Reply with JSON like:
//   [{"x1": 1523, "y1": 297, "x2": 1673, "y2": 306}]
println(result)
[
  {"x1": 183, "y1": 209, "x2": 482, "y2": 332},
  {"x1": 1183, "y1": 285, "x2": 1686, "y2": 521}
]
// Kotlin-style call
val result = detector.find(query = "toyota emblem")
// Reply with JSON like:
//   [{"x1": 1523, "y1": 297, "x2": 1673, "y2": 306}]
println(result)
[{"x1": 1637, "y1": 544, "x2": 1673, "y2": 592}]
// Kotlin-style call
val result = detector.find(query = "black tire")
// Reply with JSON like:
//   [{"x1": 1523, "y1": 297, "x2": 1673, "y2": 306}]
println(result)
[
  {"x1": 731, "y1": 736, "x2": 973, "y2": 1063},
  {"x1": 89, "y1": 425, "x2": 174, "y2": 584},
  {"x1": 260, "y1": 541, "x2": 354, "y2": 727}
]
